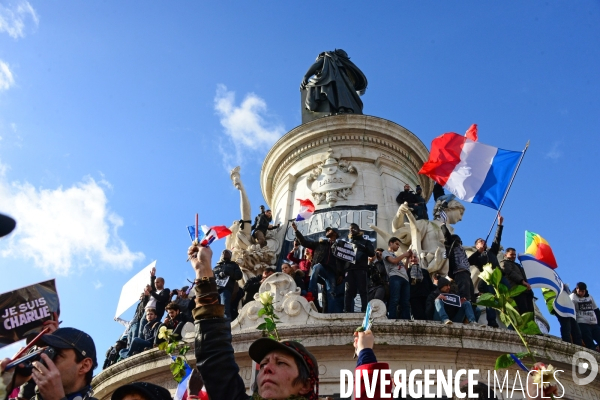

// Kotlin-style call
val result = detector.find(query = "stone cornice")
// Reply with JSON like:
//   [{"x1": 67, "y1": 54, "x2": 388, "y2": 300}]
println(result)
[{"x1": 261, "y1": 115, "x2": 431, "y2": 206}]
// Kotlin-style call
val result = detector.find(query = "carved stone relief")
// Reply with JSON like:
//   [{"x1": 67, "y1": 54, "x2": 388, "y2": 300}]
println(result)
[{"x1": 306, "y1": 149, "x2": 358, "y2": 207}]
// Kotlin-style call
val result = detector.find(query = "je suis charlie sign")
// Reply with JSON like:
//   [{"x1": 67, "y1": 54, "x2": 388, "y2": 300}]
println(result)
[{"x1": 0, "y1": 280, "x2": 60, "y2": 348}]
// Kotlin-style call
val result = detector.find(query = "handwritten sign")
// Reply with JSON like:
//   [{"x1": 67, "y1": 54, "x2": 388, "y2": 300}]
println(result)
[
  {"x1": 0, "y1": 280, "x2": 59, "y2": 348},
  {"x1": 441, "y1": 294, "x2": 461, "y2": 308},
  {"x1": 334, "y1": 240, "x2": 357, "y2": 264}
]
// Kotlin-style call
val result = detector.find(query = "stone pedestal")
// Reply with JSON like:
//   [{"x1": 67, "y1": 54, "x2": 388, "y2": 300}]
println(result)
[
  {"x1": 261, "y1": 114, "x2": 432, "y2": 251},
  {"x1": 93, "y1": 275, "x2": 600, "y2": 399}
]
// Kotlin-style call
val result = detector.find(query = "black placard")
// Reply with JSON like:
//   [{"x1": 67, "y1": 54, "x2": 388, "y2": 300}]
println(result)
[
  {"x1": 333, "y1": 240, "x2": 357, "y2": 263},
  {"x1": 441, "y1": 293, "x2": 461, "y2": 308},
  {"x1": 0, "y1": 280, "x2": 60, "y2": 348}
]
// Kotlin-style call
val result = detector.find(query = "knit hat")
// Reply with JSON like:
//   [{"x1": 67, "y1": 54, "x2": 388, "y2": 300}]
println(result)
[{"x1": 437, "y1": 277, "x2": 451, "y2": 289}]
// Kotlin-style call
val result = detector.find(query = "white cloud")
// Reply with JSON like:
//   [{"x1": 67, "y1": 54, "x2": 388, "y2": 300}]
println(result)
[
  {"x1": 0, "y1": 60, "x2": 15, "y2": 91},
  {"x1": 545, "y1": 141, "x2": 562, "y2": 160},
  {"x1": 0, "y1": 1, "x2": 38, "y2": 39},
  {"x1": 0, "y1": 163, "x2": 144, "y2": 275},
  {"x1": 93, "y1": 280, "x2": 103, "y2": 289},
  {"x1": 214, "y1": 84, "x2": 284, "y2": 169}
]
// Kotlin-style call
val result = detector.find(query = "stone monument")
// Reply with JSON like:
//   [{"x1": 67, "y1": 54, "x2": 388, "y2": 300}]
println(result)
[{"x1": 93, "y1": 51, "x2": 600, "y2": 400}]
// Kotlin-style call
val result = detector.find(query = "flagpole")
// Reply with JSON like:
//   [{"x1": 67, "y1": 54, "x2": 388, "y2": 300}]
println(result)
[{"x1": 484, "y1": 140, "x2": 530, "y2": 243}]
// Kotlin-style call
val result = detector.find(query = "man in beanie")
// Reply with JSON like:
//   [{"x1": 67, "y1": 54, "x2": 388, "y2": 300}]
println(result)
[{"x1": 425, "y1": 277, "x2": 478, "y2": 325}]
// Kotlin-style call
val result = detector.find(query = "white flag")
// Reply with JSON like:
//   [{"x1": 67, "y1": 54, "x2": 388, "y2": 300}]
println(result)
[{"x1": 114, "y1": 260, "x2": 156, "y2": 318}]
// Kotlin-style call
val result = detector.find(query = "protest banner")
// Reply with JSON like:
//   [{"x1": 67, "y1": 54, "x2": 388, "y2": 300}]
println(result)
[
  {"x1": 0, "y1": 279, "x2": 59, "y2": 348},
  {"x1": 441, "y1": 294, "x2": 461, "y2": 308},
  {"x1": 115, "y1": 260, "x2": 156, "y2": 318},
  {"x1": 333, "y1": 240, "x2": 357, "y2": 264}
]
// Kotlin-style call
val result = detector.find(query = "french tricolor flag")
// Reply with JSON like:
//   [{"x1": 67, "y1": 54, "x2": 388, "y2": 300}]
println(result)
[
  {"x1": 199, "y1": 225, "x2": 232, "y2": 246},
  {"x1": 419, "y1": 129, "x2": 521, "y2": 210},
  {"x1": 295, "y1": 199, "x2": 315, "y2": 221}
]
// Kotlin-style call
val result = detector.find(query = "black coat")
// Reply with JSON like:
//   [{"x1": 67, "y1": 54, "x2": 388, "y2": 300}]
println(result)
[
  {"x1": 150, "y1": 276, "x2": 170, "y2": 319},
  {"x1": 425, "y1": 288, "x2": 459, "y2": 321},
  {"x1": 432, "y1": 183, "x2": 445, "y2": 202},
  {"x1": 396, "y1": 189, "x2": 417, "y2": 205},
  {"x1": 253, "y1": 213, "x2": 276, "y2": 235},
  {"x1": 242, "y1": 275, "x2": 261, "y2": 305},
  {"x1": 295, "y1": 231, "x2": 344, "y2": 279},
  {"x1": 409, "y1": 267, "x2": 436, "y2": 299},
  {"x1": 468, "y1": 225, "x2": 503, "y2": 271},
  {"x1": 500, "y1": 258, "x2": 527, "y2": 288},
  {"x1": 346, "y1": 234, "x2": 375, "y2": 271},
  {"x1": 213, "y1": 260, "x2": 243, "y2": 292}
]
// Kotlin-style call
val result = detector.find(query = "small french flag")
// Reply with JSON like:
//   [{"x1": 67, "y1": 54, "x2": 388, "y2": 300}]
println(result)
[
  {"x1": 295, "y1": 199, "x2": 315, "y2": 221},
  {"x1": 200, "y1": 225, "x2": 232, "y2": 246}
]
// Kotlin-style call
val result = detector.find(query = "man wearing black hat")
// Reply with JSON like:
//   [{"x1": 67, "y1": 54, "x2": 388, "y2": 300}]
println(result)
[
  {"x1": 25, "y1": 327, "x2": 98, "y2": 400},
  {"x1": 291, "y1": 222, "x2": 344, "y2": 313}
]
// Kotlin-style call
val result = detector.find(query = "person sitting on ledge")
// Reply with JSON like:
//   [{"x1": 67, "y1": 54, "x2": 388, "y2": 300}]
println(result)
[
  {"x1": 120, "y1": 308, "x2": 161, "y2": 359},
  {"x1": 425, "y1": 277, "x2": 479, "y2": 325}
]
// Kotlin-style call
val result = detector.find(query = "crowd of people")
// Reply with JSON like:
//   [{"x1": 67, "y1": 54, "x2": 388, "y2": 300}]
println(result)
[
  {"x1": 101, "y1": 188, "x2": 600, "y2": 372},
  {"x1": 1, "y1": 183, "x2": 598, "y2": 400},
  {"x1": 1, "y1": 230, "x2": 596, "y2": 400}
]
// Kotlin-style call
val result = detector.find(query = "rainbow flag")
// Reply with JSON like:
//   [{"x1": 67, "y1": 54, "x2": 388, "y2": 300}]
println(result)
[{"x1": 524, "y1": 231, "x2": 557, "y2": 269}]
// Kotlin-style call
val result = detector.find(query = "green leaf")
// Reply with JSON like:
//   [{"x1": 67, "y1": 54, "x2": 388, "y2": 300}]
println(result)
[
  {"x1": 495, "y1": 354, "x2": 516, "y2": 370},
  {"x1": 499, "y1": 312, "x2": 512, "y2": 327},
  {"x1": 521, "y1": 320, "x2": 542, "y2": 335},
  {"x1": 505, "y1": 303, "x2": 522, "y2": 327},
  {"x1": 264, "y1": 317, "x2": 273, "y2": 325},
  {"x1": 266, "y1": 319, "x2": 276, "y2": 331},
  {"x1": 476, "y1": 299, "x2": 499, "y2": 308},
  {"x1": 491, "y1": 267, "x2": 503, "y2": 287},
  {"x1": 478, "y1": 293, "x2": 495, "y2": 302},
  {"x1": 520, "y1": 312, "x2": 535, "y2": 325},
  {"x1": 257, "y1": 308, "x2": 266, "y2": 317},
  {"x1": 158, "y1": 341, "x2": 168, "y2": 351},
  {"x1": 257, "y1": 323, "x2": 267, "y2": 331},
  {"x1": 508, "y1": 285, "x2": 527, "y2": 298},
  {"x1": 498, "y1": 284, "x2": 509, "y2": 295},
  {"x1": 179, "y1": 346, "x2": 190, "y2": 355}
]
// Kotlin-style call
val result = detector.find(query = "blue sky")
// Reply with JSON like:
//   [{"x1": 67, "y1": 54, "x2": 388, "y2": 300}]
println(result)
[{"x1": 0, "y1": 1, "x2": 598, "y2": 366}]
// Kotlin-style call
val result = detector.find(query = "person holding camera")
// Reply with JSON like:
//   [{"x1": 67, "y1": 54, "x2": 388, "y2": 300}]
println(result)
[{"x1": 1, "y1": 327, "x2": 98, "y2": 400}]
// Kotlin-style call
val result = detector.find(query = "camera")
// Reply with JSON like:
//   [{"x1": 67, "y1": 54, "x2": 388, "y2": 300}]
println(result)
[{"x1": 6, "y1": 346, "x2": 57, "y2": 375}]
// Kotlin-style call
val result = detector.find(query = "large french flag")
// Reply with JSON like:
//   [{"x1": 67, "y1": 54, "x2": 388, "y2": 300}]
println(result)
[{"x1": 419, "y1": 132, "x2": 521, "y2": 210}]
